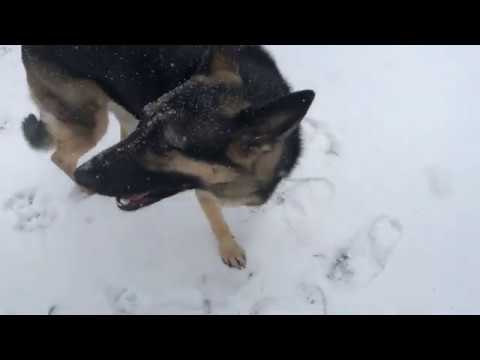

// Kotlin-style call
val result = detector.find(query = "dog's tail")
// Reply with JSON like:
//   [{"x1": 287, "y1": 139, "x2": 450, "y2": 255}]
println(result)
[{"x1": 22, "y1": 114, "x2": 53, "y2": 151}]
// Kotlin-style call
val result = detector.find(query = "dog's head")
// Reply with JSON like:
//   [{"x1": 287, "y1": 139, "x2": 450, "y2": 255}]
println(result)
[{"x1": 74, "y1": 47, "x2": 315, "y2": 211}]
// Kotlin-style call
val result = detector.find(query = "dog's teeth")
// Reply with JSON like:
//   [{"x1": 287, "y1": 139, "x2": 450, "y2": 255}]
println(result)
[{"x1": 118, "y1": 198, "x2": 130, "y2": 206}]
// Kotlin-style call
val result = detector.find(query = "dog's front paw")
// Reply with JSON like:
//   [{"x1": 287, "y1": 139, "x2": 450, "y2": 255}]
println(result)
[{"x1": 220, "y1": 240, "x2": 247, "y2": 270}]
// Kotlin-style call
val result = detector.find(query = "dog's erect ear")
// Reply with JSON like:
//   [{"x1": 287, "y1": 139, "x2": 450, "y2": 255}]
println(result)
[
  {"x1": 237, "y1": 90, "x2": 315, "y2": 146},
  {"x1": 209, "y1": 46, "x2": 242, "y2": 77}
]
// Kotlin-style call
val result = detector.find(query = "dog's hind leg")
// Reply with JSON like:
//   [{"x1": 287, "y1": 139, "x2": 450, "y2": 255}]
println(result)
[
  {"x1": 196, "y1": 190, "x2": 246, "y2": 270},
  {"x1": 25, "y1": 63, "x2": 110, "y2": 189},
  {"x1": 109, "y1": 102, "x2": 139, "y2": 140},
  {"x1": 50, "y1": 108, "x2": 109, "y2": 180}
]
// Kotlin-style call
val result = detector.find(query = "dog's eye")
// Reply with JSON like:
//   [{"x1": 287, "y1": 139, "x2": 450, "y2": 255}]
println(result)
[{"x1": 241, "y1": 140, "x2": 272, "y2": 155}]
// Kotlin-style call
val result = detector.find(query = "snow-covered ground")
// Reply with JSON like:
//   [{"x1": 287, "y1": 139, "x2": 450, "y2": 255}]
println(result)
[{"x1": 0, "y1": 45, "x2": 479, "y2": 315}]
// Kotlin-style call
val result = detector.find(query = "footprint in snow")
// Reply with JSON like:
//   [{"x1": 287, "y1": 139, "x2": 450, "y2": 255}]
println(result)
[
  {"x1": 249, "y1": 284, "x2": 328, "y2": 315},
  {"x1": 105, "y1": 287, "x2": 142, "y2": 315},
  {"x1": 4, "y1": 188, "x2": 57, "y2": 232},
  {"x1": 303, "y1": 117, "x2": 341, "y2": 157},
  {"x1": 297, "y1": 282, "x2": 328, "y2": 315},
  {"x1": 325, "y1": 215, "x2": 403, "y2": 287}
]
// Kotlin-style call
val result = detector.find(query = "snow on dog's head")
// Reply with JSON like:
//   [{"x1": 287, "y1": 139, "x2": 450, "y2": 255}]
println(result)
[{"x1": 74, "y1": 47, "x2": 315, "y2": 210}]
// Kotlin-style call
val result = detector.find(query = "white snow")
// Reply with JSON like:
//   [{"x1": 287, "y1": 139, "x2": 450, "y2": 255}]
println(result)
[{"x1": 0, "y1": 45, "x2": 479, "y2": 314}]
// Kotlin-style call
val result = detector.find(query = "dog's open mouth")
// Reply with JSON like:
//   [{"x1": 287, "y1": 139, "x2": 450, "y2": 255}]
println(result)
[
  {"x1": 115, "y1": 186, "x2": 185, "y2": 211},
  {"x1": 116, "y1": 192, "x2": 159, "y2": 211}
]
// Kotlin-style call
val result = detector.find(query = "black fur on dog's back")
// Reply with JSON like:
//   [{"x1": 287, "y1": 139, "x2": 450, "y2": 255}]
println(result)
[{"x1": 22, "y1": 46, "x2": 291, "y2": 120}]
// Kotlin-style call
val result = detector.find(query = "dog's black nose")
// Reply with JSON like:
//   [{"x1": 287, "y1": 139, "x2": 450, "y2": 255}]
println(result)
[{"x1": 74, "y1": 163, "x2": 100, "y2": 190}]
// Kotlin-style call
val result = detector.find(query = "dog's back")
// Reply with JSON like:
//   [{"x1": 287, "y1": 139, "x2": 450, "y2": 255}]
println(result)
[{"x1": 22, "y1": 46, "x2": 291, "y2": 120}]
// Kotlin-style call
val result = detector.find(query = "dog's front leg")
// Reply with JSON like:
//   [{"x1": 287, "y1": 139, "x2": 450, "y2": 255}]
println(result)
[{"x1": 196, "y1": 190, "x2": 246, "y2": 270}]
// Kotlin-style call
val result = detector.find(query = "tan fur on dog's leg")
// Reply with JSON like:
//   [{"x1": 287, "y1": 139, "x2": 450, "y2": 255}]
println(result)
[
  {"x1": 50, "y1": 108, "x2": 109, "y2": 193},
  {"x1": 109, "y1": 101, "x2": 139, "y2": 141},
  {"x1": 196, "y1": 190, "x2": 246, "y2": 269},
  {"x1": 51, "y1": 141, "x2": 96, "y2": 195}
]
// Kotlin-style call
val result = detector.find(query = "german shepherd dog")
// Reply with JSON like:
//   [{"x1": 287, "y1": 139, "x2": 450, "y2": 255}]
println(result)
[{"x1": 21, "y1": 46, "x2": 315, "y2": 269}]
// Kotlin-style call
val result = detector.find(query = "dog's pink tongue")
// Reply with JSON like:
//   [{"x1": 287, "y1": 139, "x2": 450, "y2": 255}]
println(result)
[
  {"x1": 118, "y1": 192, "x2": 149, "y2": 207},
  {"x1": 127, "y1": 193, "x2": 149, "y2": 202}
]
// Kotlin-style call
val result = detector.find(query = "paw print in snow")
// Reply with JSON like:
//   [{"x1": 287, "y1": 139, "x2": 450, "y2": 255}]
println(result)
[
  {"x1": 325, "y1": 215, "x2": 403, "y2": 287},
  {"x1": 4, "y1": 188, "x2": 56, "y2": 232}
]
